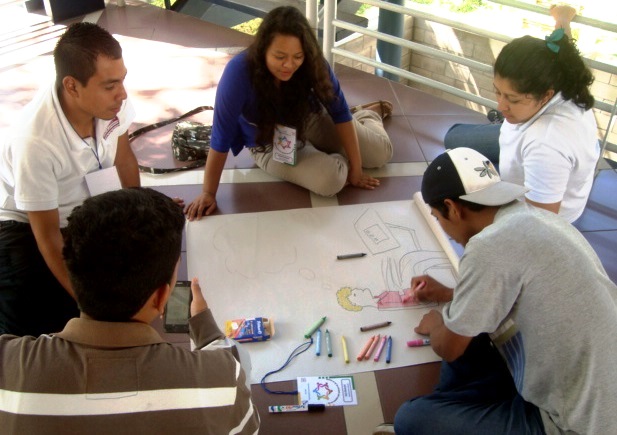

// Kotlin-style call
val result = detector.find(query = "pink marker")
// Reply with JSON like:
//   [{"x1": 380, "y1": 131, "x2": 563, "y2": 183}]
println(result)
[
  {"x1": 402, "y1": 280, "x2": 426, "y2": 303},
  {"x1": 373, "y1": 335, "x2": 388, "y2": 362},
  {"x1": 407, "y1": 338, "x2": 431, "y2": 347}
]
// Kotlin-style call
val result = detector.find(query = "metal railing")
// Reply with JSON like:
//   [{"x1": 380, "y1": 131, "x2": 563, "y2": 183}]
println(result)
[{"x1": 308, "y1": 0, "x2": 617, "y2": 160}]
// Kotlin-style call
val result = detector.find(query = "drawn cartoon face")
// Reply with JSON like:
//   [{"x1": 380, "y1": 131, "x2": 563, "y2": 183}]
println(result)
[{"x1": 348, "y1": 288, "x2": 375, "y2": 307}]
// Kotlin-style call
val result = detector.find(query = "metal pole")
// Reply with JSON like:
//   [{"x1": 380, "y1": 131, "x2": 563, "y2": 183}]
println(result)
[
  {"x1": 376, "y1": 0, "x2": 404, "y2": 81},
  {"x1": 306, "y1": 0, "x2": 318, "y2": 33},
  {"x1": 323, "y1": 0, "x2": 336, "y2": 65}
]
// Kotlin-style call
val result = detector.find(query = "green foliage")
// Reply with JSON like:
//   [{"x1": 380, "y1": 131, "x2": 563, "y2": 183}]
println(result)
[
  {"x1": 409, "y1": 0, "x2": 435, "y2": 4},
  {"x1": 147, "y1": 0, "x2": 166, "y2": 8},
  {"x1": 449, "y1": 0, "x2": 484, "y2": 13},
  {"x1": 145, "y1": 0, "x2": 179, "y2": 8},
  {"x1": 357, "y1": 4, "x2": 371, "y2": 15},
  {"x1": 232, "y1": 18, "x2": 263, "y2": 36}
]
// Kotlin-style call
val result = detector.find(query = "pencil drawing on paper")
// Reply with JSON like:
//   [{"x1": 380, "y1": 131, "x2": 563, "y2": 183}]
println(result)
[
  {"x1": 210, "y1": 216, "x2": 299, "y2": 279},
  {"x1": 337, "y1": 208, "x2": 455, "y2": 312}
]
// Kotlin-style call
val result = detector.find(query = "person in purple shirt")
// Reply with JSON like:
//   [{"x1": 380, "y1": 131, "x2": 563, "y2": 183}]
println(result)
[{"x1": 186, "y1": 6, "x2": 393, "y2": 219}]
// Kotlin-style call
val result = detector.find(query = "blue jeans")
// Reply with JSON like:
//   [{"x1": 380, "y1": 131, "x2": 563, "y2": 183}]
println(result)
[
  {"x1": 444, "y1": 123, "x2": 501, "y2": 165},
  {"x1": 0, "y1": 221, "x2": 78, "y2": 336},
  {"x1": 394, "y1": 334, "x2": 545, "y2": 435}
]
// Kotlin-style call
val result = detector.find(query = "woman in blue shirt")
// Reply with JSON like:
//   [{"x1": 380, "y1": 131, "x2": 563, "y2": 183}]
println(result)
[{"x1": 186, "y1": 6, "x2": 393, "y2": 219}]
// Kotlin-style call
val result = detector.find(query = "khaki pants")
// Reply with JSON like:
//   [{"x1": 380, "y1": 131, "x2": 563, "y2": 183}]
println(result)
[{"x1": 250, "y1": 108, "x2": 393, "y2": 196}]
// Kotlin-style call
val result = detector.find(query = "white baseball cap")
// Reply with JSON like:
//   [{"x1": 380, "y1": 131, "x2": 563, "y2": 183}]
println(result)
[{"x1": 421, "y1": 147, "x2": 528, "y2": 206}]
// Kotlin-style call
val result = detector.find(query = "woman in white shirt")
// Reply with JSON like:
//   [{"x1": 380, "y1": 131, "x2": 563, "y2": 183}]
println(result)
[{"x1": 444, "y1": 8, "x2": 598, "y2": 223}]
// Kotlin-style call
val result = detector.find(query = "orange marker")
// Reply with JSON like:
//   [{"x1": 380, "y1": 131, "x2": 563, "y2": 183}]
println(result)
[
  {"x1": 356, "y1": 335, "x2": 375, "y2": 361},
  {"x1": 364, "y1": 334, "x2": 380, "y2": 360}
]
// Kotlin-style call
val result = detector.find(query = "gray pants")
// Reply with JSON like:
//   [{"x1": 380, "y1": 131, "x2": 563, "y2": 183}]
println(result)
[{"x1": 250, "y1": 108, "x2": 393, "y2": 196}]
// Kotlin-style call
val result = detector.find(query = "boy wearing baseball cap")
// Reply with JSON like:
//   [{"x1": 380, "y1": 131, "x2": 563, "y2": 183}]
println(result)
[{"x1": 393, "y1": 148, "x2": 617, "y2": 434}]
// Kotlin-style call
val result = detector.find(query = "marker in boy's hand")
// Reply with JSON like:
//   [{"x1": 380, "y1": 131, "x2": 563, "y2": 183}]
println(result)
[
  {"x1": 190, "y1": 277, "x2": 208, "y2": 316},
  {"x1": 406, "y1": 275, "x2": 455, "y2": 303},
  {"x1": 402, "y1": 281, "x2": 425, "y2": 303}
]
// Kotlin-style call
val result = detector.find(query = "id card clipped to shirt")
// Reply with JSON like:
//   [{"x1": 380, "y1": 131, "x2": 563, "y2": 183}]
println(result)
[
  {"x1": 272, "y1": 124, "x2": 297, "y2": 166},
  {"x1": 85, "y1": 166, "x2": 122, "y2": 196}
]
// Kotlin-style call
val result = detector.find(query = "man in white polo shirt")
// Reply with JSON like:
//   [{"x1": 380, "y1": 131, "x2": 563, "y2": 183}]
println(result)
[{"x1": 0, "y1": 22, "x2": 139, "y2": 336}]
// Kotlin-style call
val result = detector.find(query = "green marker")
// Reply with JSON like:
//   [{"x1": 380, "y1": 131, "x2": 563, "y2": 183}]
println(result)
[{"x1": 304, "y1": 316, "x2": 326, "y2": 338}]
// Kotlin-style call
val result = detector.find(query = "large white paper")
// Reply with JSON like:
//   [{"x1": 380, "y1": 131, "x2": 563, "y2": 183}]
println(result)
[{"x1": 187, "y1": 200, "x2": 458, "y2": 383}]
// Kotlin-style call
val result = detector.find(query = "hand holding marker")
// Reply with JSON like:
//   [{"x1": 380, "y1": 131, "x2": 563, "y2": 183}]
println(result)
[{"x1": 402, "y1": 280, "x2": 426, "y2": 303}]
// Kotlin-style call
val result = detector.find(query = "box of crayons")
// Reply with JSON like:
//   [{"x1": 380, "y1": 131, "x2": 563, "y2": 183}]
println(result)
[{"x1": 225, "y1": 317, "x2": 275, "y2": 343}]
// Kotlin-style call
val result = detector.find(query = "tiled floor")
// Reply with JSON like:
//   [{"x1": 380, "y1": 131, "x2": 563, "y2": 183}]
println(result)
[{"x1": 2, "y1": 1, "x2": 616, "y2": 434}]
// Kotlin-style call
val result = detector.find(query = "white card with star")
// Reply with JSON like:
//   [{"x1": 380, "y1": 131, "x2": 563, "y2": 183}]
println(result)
[
  {"x1": 297, "y1": 376, "x2": 358, "y2": 406},
  {"x1": 273, "y1": 124, "x2": 297, "y2": 166}
]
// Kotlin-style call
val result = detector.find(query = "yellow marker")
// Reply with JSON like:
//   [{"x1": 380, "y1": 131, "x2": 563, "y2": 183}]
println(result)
[{"x1": 341, "y1": 335, "x2": 349, "y2": 363}]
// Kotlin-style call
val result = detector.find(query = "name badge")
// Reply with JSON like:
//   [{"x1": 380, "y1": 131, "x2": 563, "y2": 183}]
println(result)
[
  {"x1": 85, "y1": 166, "x2": 122, "y2": 196},
  {"x1": 273, "y1": 124, "x2": 297, "y2": 166}
]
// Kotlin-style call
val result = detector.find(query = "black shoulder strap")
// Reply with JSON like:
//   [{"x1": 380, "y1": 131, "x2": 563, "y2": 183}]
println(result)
[
  {"x1": 129, "y1": 106, "x2": 213, "y2": 174},
  {"x1": 128, "y1": 106, "x2": 213, "y2": 141}
]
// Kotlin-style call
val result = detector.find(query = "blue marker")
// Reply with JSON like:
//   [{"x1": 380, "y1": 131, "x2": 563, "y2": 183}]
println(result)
[
  {"x1": 326, "y1": 329, "x2": 332, "y2": 357},
  {"x1": 385, "y1": 336, "x2": 393, "y2": 363},
  {"x1": 315, "y1": 328, "x2": 322, "y2": 356}
]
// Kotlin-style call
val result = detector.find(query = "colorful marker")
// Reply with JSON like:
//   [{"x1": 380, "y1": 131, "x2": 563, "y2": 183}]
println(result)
[
  {"x1": 315, "y1": 328, "x2": 322, "y2": 356},
  {"x1": 357, "y1": 335, "x2": 375, "y2": 361},
  {"x1": 364, "y1": 334, "x2": 380, "y2": 360},
  {"x1": 407, "y1": 338, "x2": 431, "y2": 347},
  {"x1": 341, "y1": 336, "x2": 349, "y2": 363},
  {"x1": 373, "y1": 335, "x2": 388, "y2": 362},
  {"x1": 336, "y1": 253, "x2": 366, "y2": 260},
  {"x1": 385, "y1": 336, "x2": 393, "y2": 363},
  {"x1": 325, "y1": 329, "x2": 333, "y2": 357},
  {"x1": 269, "y1": 404, "x2": 326, "y2": 413},
  {"x1": 360, "y1": 321, "x2": 392, "y2": 332},
  {"x1": 304, "y1": 316, "x2": 326, "y2": 338},
  {"x1": 402, "y1": 280, "x2": 426, "y2": 303}
]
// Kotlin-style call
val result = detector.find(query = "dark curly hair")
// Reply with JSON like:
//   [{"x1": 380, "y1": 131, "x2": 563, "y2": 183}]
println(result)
[
  {"x1": 54, "y1": 22, "x2": 122, "y2": 90},
  {"x1": 247, "y1": 6, "x2": 335, "y2": 145},
  {"x1": 494, "y1": 34, "x2": 594, "y2": 110},
  {"x1": 63, "y1": 188, "x2": 185, "y2": 321}
]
